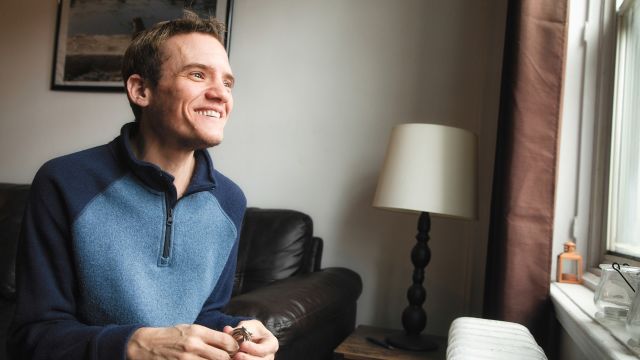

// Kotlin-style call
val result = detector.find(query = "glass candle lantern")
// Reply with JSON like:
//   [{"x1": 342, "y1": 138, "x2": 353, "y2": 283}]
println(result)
[
  {"x1": 626, "y1": 287, "x2": 640, "y2": 341},
  {"x1": 594, "y1": 263, "x2": 640, "y2": 320},
  {"x1": 556, "y1": 241, "x2": 583, "y2": 284}
]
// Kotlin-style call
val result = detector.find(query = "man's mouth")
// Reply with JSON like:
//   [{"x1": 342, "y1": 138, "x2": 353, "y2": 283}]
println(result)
[{"x1": 195, "y1": 110, "x2": 221, "y2": 118}]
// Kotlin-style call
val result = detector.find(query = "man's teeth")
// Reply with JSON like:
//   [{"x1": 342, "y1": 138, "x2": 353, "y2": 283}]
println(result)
[{"x1": 196, "y1": 110, "x2": 221, "y2": 118}]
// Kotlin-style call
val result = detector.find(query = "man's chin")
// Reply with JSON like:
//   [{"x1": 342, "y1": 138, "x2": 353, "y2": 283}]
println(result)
[
  {"x1": 180, "y1": 135, "x2": 223, "y2": 150},
  {"x1": 199, "y1": 135, "x2": 224, "y2": 149}
]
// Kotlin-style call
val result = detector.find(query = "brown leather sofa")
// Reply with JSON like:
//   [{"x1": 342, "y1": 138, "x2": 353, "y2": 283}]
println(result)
[{"x1": 0, "y1": 183, "x2": 362, "y2": 360}]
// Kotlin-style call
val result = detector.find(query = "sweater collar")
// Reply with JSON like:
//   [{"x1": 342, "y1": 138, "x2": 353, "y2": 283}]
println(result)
[{"x1": 114, "y1": 122, "x2": 217, "y2": 194}]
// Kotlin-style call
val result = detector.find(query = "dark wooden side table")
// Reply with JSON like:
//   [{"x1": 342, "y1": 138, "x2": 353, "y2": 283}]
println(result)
[{"x1": 334, "y1": 325, "x2": 447, "y2": 360}]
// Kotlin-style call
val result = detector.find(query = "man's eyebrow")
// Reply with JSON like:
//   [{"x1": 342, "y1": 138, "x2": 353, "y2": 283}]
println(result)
[
  {"x1": 181, "y1": 63, "x2": 210, "y2": 71},
  {"x1": 181, "y1": 63, "x2": 235, "y2": 83}
]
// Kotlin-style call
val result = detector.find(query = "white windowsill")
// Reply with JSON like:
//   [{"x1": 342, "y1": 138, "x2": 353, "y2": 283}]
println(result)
[{"x1": 550, "y1": 274, "x2": 640, "y2": 360}]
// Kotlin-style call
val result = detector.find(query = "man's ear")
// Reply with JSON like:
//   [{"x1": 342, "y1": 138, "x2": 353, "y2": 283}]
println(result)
[{"x1": 126, "y1": 74, "x2": 151, "y2": 107}]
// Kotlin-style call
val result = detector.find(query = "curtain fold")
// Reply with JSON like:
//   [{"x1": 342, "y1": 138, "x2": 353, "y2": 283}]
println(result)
[{"x1": 483, "y1": 0, "x2": 568, "y2": 343}]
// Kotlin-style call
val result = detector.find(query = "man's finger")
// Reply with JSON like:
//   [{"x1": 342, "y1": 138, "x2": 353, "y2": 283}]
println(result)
[{"x1": 194, "y1": 325, "x2": 240, "y2": 355}]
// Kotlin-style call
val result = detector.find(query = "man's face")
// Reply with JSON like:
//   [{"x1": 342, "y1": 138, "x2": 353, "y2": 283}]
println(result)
[{"x1": 143, "y1": 32, "x2": 234, "y2": 150}]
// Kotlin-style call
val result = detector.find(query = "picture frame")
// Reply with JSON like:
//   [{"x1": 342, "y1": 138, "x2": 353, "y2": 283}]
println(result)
[{"x1": 52, "y1": 0, "x2": 234, "y2": 91}]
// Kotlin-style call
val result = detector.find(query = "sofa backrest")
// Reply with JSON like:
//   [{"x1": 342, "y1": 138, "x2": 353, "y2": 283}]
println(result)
[
  {"x1": 233, "y1": 208, "x2": 322, "y2": 296},
  {"x1": 0, "y1": 184, "x2": 323, "y2": 301},
  {"x1": 0, "y1": 184, "x2": 29, "y2": 301}
]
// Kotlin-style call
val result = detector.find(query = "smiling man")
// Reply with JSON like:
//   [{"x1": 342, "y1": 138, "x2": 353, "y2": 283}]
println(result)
[{"x1": 8, "y1": 11, "x2": 278, "y2": 360}]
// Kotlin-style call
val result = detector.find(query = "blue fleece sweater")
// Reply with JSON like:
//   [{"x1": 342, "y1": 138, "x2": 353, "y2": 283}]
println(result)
[{"x1": 8, "y1": 123, "x2": 247, "y2": 359}]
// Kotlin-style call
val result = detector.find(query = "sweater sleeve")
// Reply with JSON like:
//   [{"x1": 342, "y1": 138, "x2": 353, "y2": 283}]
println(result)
[
  {"x1": 7, "y1": 168, "x2": 142, "y2": 360},
  {"x1": 193, "y1": 173, "x2": 251, "y2": 330},
  {"x1": 194, "y1": 237, "x2": 251, "y2": 330}
]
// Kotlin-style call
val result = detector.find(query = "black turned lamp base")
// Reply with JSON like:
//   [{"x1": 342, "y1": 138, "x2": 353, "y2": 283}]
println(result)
[
  {"x1": 386, "y1": 332, "x2": 439, "y2": 351},
  {"x1": 386, "y1": 212, "x2": 439, "y2": 352}
]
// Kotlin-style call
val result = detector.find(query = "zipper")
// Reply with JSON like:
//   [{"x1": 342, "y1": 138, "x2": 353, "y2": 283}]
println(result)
[
  {"x1": 163, "y1": 206, "x2": 174, "y2": 259},
  {"x1": 160, "y1": 192, "x2": 175, "y2": 266}
]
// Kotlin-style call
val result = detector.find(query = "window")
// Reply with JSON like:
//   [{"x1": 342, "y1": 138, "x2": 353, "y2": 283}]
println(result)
[
  {"x1": 606, "y1": 0, "x2": 640, "y2": 259},
  {"x1": 552, "y1": 5, "x2": 640, "y2": 357},
  {"x1": 553, "y1": 0, "x2": 639, "y2": 273}
]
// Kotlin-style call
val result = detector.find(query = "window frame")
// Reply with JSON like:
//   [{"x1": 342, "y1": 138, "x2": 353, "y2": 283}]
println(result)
[
  {"x1": 553, "y1": 0, "x2": 638, "y2": 276},
  {"x1": 588, "y1": 0, "x2": 621, "y2": 269},
  {"x1": 604, "y1": 0, "x2": 640, "y2": 261}
]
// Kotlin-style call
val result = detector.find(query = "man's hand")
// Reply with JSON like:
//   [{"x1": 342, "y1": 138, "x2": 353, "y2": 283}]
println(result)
[
  {"x1": 127, "y1": 324, "x2": 239, "y2": 359},
  {"x1": 223, "y1": 320, "x2": 279, "y2": 360}
]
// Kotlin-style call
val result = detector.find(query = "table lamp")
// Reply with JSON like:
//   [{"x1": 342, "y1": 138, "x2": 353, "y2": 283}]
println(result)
[{"x1": 372, "y1": 123, "x2": 477, "y2": 351}]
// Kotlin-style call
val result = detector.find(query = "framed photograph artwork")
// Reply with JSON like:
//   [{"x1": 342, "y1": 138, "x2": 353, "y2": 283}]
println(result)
[{"x1": 52, "y1": 0, "x2": 234, "y2": 91}]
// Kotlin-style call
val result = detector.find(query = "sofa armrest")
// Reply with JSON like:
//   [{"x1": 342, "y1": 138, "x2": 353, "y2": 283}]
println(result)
[{"x1": 223, "y1": 267, "x2": 362, "y2": 345}]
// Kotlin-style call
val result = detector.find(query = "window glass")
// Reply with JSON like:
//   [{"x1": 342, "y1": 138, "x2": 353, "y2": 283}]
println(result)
[{"x1": 607, "y1": 0, "x2": 640, "y2": 258}]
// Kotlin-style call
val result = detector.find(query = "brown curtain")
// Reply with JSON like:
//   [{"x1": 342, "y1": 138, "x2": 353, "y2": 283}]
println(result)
[{"x1": 483, "y1": 0, "x2": 568, "y2": 344}]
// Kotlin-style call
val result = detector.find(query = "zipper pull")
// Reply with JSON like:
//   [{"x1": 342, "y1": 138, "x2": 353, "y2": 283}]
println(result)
[{"x1": 167, "y1": 207, "x2": 173, "y2": 226}]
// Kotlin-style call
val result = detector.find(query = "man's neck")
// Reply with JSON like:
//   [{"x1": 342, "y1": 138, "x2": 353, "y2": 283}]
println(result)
[{"x1": 131, "y1": 127, "x2": 195, "y2": 199}]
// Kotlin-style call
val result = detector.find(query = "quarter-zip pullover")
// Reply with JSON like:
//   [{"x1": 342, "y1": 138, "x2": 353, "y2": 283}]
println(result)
[{"x1": 8, "y1": 122, "x2": 247, "y2": 359}]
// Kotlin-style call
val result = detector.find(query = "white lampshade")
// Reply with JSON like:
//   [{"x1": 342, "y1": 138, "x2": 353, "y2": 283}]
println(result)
[{"x1": 373, "y1": 123, "x2": 477, "y2": 220}]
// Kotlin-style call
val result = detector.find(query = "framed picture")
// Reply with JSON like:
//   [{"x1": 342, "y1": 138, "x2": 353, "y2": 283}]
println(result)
[{"x1": 52, "y1": 0, "x2": 234, "y2": 91}]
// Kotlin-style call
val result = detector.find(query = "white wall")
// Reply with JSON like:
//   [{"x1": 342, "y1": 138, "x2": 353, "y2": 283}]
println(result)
[
  {"x1": 553, "y1": 0, "x2": 603, "y2": 277},
  {"x1": 558, "y1": 325, "x2": 589, "y2": 360},
  {"x1": 553, "y1": 0, "x2": 613, "y2": 357},
  {"x1": 0, "y1": 0, "x2": 507, "y2": 335}
]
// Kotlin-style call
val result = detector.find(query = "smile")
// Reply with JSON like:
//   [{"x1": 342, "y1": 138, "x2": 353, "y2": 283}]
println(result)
[{"x1": 195, "y1": 110, "x2": 221, "y2": 118}]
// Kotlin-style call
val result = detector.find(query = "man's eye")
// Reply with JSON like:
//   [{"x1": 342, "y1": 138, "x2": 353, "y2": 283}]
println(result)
[
  {"x1": 223, "y1": 80, "x2": 234, "y2": 88},
  {"x1": 191, "y1": 72, "x2": 205, "y2": 79}
]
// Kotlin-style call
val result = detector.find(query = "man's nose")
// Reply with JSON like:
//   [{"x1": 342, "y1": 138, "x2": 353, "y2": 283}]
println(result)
[{"x1": 205, "y1": 80, "x2": 231, "y2": 102}]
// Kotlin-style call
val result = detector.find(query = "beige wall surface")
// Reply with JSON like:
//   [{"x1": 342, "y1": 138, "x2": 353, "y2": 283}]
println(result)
[{"x1": 0, "y1": 0, "x2": 506, "y2": 335}]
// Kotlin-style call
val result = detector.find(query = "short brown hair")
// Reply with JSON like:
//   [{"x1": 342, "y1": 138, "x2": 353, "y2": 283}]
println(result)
[{"x1": 122, "y1": 10, "x2": 226, "y2": 120}]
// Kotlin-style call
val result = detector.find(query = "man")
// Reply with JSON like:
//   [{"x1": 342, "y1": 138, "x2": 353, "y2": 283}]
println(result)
[{"x1": 8, "y1": 11, "x2": 278, "y2": 360}]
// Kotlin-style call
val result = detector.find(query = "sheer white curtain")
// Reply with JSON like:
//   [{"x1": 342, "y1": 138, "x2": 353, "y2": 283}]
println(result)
[{"x1": 609, "y1": 0, "x2": 640, "y2": 256}]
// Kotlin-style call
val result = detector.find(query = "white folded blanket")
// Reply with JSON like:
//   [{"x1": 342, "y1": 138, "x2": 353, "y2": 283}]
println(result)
[{"x1": 446, "y1": 317, "x2": 547, "y2": 359}]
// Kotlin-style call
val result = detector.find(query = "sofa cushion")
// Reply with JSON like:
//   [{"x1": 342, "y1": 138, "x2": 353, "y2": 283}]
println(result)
[
  {"x1": 0, "y1": 184, "x2": 30, "y2": 300},
  {"x1": 234, "y1": 208, "x2": 312, "y2": 295}
]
